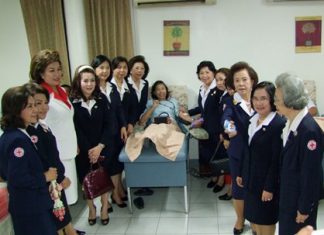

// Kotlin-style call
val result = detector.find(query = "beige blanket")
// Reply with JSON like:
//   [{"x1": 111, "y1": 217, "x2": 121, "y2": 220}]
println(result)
[{"x1": 125, "y1": 123, "x2": 185, "y2": 162}]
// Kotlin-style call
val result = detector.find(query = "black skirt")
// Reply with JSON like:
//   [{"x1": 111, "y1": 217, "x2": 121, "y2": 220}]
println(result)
[{"x1": 244, "y1": 191, "x2": 279, "y2": 225}]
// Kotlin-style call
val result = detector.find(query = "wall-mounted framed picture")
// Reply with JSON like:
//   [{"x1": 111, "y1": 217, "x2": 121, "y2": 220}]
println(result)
[
  {"x1": 295, "y1": 16, "x2": 321, "y2": 53},
  {"x1": 163, "y1": 20, "x2": 190, "y2": 56}
]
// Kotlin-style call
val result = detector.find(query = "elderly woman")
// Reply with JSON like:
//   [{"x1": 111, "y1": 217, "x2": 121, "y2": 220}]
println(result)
[
  {"x1": 127, "y1": 55, "x2": 150, "y2": 122},
  {"x1": 221, "y1": 61, "x2": 259, "y2": 235},
  {"x1": 274, "y1": 73, "x2": 323, "y2": 235}
]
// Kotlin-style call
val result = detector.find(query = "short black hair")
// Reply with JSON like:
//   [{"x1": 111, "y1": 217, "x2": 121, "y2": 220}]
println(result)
[
  {"x1": 23, "y1": 82, "x2": 50, "y2": 101},
  {"x1": 251, "y1": 81, "x2": 276, "y2": 112},
  {"x1": 91, "y1": 54, "x2": 112, "y2": 81},
  {"x1": 196, "y1": 61, "x2": 217, "y2": 80},
  {"x1": 227, "y1": 61, "x2": 259, "y2": 91},
  {"x1": 111, "y1": 56, "x2": 129, "y2": 79},
  {"x1": 151, "y1": 80, "x2": 170, "y2": 100},
  {"x1": 1, "y1": 85, "x2": 31, "y2": 130}
]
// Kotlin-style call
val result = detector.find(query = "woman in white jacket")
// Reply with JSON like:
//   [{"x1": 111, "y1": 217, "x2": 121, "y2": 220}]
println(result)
[{"x1": 29, "y1": 49, "x2": 78, "y2": 205}]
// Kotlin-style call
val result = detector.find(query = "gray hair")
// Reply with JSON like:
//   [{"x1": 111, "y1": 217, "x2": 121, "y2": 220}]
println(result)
[{"x1": 275, "y1": 72, "x2": 308, "y2": 110}]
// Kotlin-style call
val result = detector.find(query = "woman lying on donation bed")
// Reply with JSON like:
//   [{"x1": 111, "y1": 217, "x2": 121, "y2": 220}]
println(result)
[
  {"x1": 125, "y1": 80, "x2": 185, "y2": 161},
  {"x1": 139, "y1": 80, "x2": 179, "y2": 126}
]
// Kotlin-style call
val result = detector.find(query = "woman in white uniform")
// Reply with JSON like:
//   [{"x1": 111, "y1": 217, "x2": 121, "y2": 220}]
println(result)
[{"x1": 29, "y1": 49, "x2": 78, "y2": 205}]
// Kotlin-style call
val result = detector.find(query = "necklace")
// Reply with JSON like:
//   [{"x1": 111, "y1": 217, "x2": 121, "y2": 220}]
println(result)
[
  {"x1": 100, "y1": 82, "x2": 106, "y2": 90},
  {"x1": 115, "y1": 80, "x2": 123, "y2": 91},
  {"x1": 257, "y1": 116, "x2": 266, "y2": 126}
]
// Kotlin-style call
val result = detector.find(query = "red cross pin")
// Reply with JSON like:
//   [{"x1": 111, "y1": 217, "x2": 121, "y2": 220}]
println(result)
[
  {"x1": 30, "y1": 135, "x2": 38, "y2": 144},
  {"x1": 14, "y1": 147, "x2": 24, "y2": 158},
  {"x1": 307, "y1": 140, "x2": 317, "y2": 151}
]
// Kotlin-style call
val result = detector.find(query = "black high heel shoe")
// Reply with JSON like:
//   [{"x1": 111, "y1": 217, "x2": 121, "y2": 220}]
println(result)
[
  {"x1": 206, "y1": 179, "x2": 217, "y2": 188},
  {"x1": 233, "y1": 227, "x2": 244, "y2": 235},
  {"x1": 108, "y1": 206, "x2": 113, "y2": 213},
  {"x1": 233, "y1": 223, "x2": 245, "y2": 235},
  {"x1": 111, "y1": 197, "x2": 127, "y2": 208},
  {"x1": 88, "y1": 206, "x2": 97, "y2": 226},
  {"x1": 100, "y1": 207, "x2": 110, "y2": 225},
  {"x1": 218, "y1": 193, "x2": 232, "y2": 200},
  {"x1": 213, "y1": 182, "x2": 225, "y2": 193}
]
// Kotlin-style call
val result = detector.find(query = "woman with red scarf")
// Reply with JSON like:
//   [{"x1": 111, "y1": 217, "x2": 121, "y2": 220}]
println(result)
[{"x1": 30, "y1": 49, "x2": 78, "y2": 205}]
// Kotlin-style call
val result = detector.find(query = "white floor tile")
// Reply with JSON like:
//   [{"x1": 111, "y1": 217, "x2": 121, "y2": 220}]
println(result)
[
  {"x1": 188, "y1": 217, "x2": 218, "y2": 234},
  {"x1": 190, "y1": 190, "x2": 218, "y2": 204},
  {"x1": 96, "y1": 217, "x2": 131, "y2": 234},
  {"x1": 216, "y1": 201, "x2": 235, "y2": 217},
  {"x1": 189, "y1": 203, "x2": 217, "y2": 218},
  {"x1": 126, "y1": 217, "x2": 159, "y2": 234},
  {"x1": 73, "y1": 217, "x2": 100, "y2": 234},
  {"x1": 160, "y1": 202, "x2": 189, "y2": 218},
  {"x1": 131, "y1": 203, "x2": 162, "y2": 218},
  {"x1": 156, "y1": 217, "x2": 189, "y2": 234},
  {"x1": 67, "y1": 174, "x2": 324, "y2": 235}
]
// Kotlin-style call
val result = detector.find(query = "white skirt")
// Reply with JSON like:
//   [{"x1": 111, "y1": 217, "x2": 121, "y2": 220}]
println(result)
[{"x1": 61, "y1": 159, "x2": 78, "y2": 205}]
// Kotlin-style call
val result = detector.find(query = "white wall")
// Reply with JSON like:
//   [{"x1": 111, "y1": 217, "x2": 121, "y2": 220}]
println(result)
[
  {"x1": 132, "y1": 0, "x2": 324, "y2": 112},
  {"x1": 1, "y1": 0, "x2": 324, "y2": 139},
  {"x1": 1, "y1": 0, "x2": 324, "y2": 109}
]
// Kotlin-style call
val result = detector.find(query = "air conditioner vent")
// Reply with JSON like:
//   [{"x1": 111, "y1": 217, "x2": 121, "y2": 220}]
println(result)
[{"x1": 134, "y1": 0, "x2": 216, "y2": 7}]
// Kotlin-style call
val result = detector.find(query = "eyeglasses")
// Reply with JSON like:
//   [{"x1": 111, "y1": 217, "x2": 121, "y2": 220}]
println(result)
[{"x1": 252, "y1": 96, "x2": 269, "y2": 102}]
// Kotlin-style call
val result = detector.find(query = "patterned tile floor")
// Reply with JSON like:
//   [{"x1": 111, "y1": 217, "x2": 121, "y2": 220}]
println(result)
[{"x1": 69, "y1": 169, "x2": 324, "y2": 235}]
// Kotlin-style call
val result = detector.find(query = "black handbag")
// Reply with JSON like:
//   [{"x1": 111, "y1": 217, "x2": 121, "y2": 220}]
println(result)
[
  {"x1": 83, "y1": 157, "x2": 114, "y2": 200},
  {"x1": 209, "y1": 141, "x2": 230, "y2": 176},
  {"x1": 154, "y1": 112, "x2": 169, "y2": 124}
]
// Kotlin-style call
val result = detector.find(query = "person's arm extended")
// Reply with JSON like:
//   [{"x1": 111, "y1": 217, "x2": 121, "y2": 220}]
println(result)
[{"x1": 139, "y1": 100, "x2": 159, "y2": 126}]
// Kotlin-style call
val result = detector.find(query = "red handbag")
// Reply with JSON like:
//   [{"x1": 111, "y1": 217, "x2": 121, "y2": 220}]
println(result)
[{"x1": 83, "y1": 158, "x2": 114, "y2": 200}]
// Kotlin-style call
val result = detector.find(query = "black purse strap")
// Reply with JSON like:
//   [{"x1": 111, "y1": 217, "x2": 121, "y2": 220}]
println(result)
[
  {"x1": 158, "y1": 112, "x2": 169, "y2": 117},
  {"x1": 209, "y1": 140, "x2": 222, "y2": 163}
]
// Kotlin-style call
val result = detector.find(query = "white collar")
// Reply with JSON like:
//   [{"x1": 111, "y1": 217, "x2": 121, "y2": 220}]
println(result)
[
  {"x1": 72, "y1": 98, "x2": 96, "y2": 113},
  {"x1": 282, "y1": 107, "x2": 308, "y2": 146},
  {"x1": 233, "y1": 92, "x2": 254, "y2": 116},
  {"x1": 33, "y1": 121, "x2": 49, "y2": 132},
  {"x1": 248, "y1": 112, "x2": 276, "y2": 144},
  {"x1": 221, "y1": 90, "x2": 228, "y2": 97},
  {"x1": 100, "y1": 82, "x2": 113, "y2": 102},
  {"x1": 38, "y1": 119, "x2": 50, "y2": 131},
  {"x1": 18, "y1": 128, "x2": 31, "y2": 138},
  {"x1": 111, "y1": 77, "x2": 128, "y2": 92},
  {"x1": 250, "y1": 112, "x2": 276, "y2": 127},
  {"x1": 233, "y1": 92, "x2": 243, "y2": 103},
  {"x1": 200, "y1": 79, "x2": 216, "y2": 93},
  {"x1": 127, "y1": 76, "x2": 145, "y2": 88}
]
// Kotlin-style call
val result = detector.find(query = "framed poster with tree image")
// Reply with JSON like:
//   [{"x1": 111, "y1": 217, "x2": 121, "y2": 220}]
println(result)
[{"x1": 164, "y1": 20, "x2": 190, "y2": 56}]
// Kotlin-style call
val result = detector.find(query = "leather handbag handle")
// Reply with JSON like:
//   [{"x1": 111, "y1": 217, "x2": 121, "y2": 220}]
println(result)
[
  {"x1": 158, "y1": 112, "x2": 169, "y2": 117},
  {"x1": 89, "y1": 156, "x2": 105, "y2": 171}
]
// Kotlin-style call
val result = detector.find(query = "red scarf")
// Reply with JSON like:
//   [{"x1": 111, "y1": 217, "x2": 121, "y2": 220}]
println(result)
[{"x1": 41, "y1": 82, "x2": 71, "y2": 109}]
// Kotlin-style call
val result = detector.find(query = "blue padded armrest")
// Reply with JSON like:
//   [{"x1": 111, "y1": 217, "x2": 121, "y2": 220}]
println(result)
[{"x1": 119, "y1": 137, "x2": 188, "y2": 163}]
